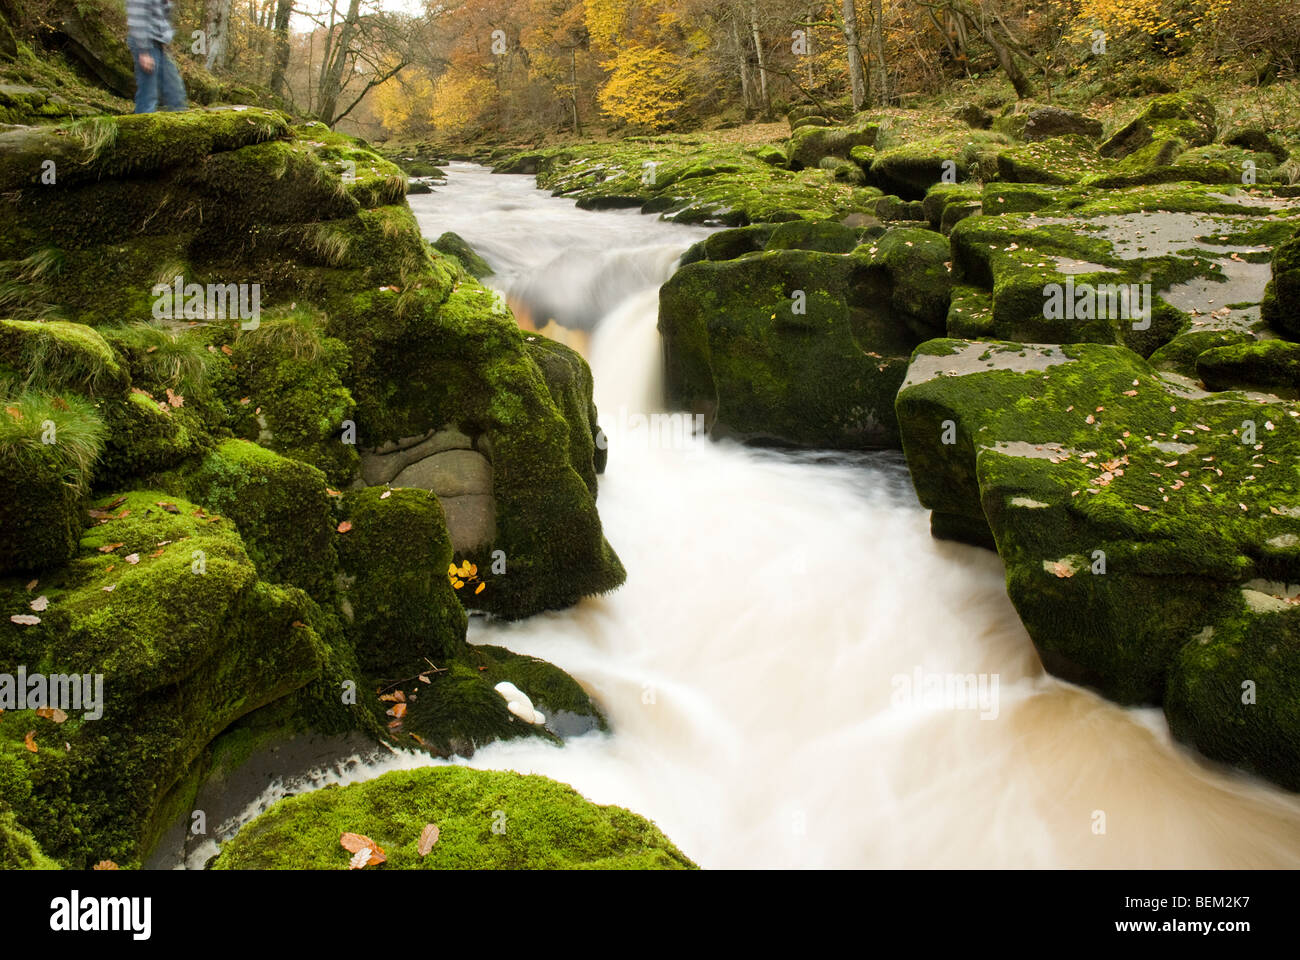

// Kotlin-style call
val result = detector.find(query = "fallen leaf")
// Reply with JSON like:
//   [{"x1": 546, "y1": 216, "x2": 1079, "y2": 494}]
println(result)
[
  {"x1": 380, "y1": 490, "x2": 391, "y2": 499},
  {"x1": 387, "y1": 703, "x2": 407, "y2": 718},
  {"x1": 1051, "y1": 561, "x2": 1075, "y2": 579},
  {"x1": 24, "y1": 579, "x2": 37, "y2": 591},
  {"x1": 475, "y1": 582, "x2": 486, "y2": 595},
  {"x1": 29, "y1": 595, "x2": 48, "y2": 612},
  {"x1": 98, "y1": 542, "x2": 124, "y2": 553},
  {"x1": 125, "y1": 553, "x2": 140, "y2": 565},
  {"x1": 35, "y1": 706, "x2": 67, "y2": 724},
  {"x1": 418, "y1": 823, "x2": 440, "y2": 856},
  {"x1": 156, "y1": 501, "x2": 180, "y2": 514},
  {"x1": 23, "y1": 730, "x2": 37, "y2": 752},
  {"x1": 165, "y1": 388, "x2": 184, "y2": 409},
  {"x1": 92, "y1": 860, "x2": 118, "y2": 870},
  {"x1": 220, "y1": 344, "x2": 233, "y2": 356},
  {"x1": 9, "y1": 614, "x2": 40, "y2": 625},
  {"x1": 418, "y1": 674, "x2": 431, "y2": 684},
  {"x1": 337, "y1": 520, "x2": 353, "y2": 533}
]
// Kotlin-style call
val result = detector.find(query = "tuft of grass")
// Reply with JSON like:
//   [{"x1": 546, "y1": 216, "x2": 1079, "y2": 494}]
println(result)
[
  {"x1": 236, "y1": 306, "x2": 325, "y2": 363},
  {"x1": 303, "y1": 223, "x2": 352, "y2": 266},
  {"x1": 0, "y1": 389, "x2": 106, "y2": 492},
  {"x1": 1, "y1": 319, "x2": 121, "y2": 395},
  {"x1": 103, "y1": 321, "x2": 212, "y2": 394},
  {"x1": 67, "y1": 116, "x2": 119, "y2": 164}
]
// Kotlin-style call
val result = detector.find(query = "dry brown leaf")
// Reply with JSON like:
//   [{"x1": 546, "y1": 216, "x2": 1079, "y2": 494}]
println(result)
[
  {"x1": 98, "y1": 542, "x2": 124, "y2": 553},
  {"x1": 418, "y1": 823, "x2": 440, "y2": 856},
  {"x1": 387, "y1": 702, "x2": 407, "y2": 719},
  {"x1": 93, "y1": 860, "x2": 119, "y2": 871},
  {"x1": 337, "y1": 520, "x2": 353, "y2": 533},
  {"x1": 9, "y1": 614, "x2": 39, "y2": 626},
  {"x1": 23, "y1": 730, "x2": 37, "y2": 752},
  {"x1": 35, "y1": 706, "x2": 67, "y2": 724}
]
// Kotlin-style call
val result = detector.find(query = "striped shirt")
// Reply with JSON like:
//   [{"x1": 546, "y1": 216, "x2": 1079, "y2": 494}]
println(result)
[{"x1": 125, "y1": 0, "x2": 175, "y2": 47}]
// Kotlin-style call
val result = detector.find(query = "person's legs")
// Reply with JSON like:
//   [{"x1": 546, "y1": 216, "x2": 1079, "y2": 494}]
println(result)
[
  {"x1": 158, "y1": 48, "x2": 188, "y2": 111},
  {"x1": 131, "y1": 41, "x2": 160, "y2": 114}
]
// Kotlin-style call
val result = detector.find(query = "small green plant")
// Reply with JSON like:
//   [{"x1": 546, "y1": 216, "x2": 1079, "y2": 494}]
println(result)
[
  {"x1": 103, "y1": 321, "x2": 212, "y2": 394},
  {"x1": 67, "y1": 115, "x2": 119, "y2": 164},
  {"x1": 237, "y1": 306, "x2": 325, "y2": 363},
  {"x1": 0, "y1": 389, "x2": 106, "y2": 491}
]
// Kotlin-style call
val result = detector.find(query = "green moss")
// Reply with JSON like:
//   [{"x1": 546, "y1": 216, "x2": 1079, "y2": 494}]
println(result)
[
  {"x1": 659, "y1": 247, "x2": 917, "y2": 448},
  {"x1": 896, "y1": 337, "x2": 1300, "y2": 725},
  {"x1": 231, "y1": 309, "x2": 358, "y2": 485},
  {"x1": 398, "y1": 643, "x2": 604, "y2": 758},
  {"x1": 1197, "y1": 338, "x2": 1300, "y2": 396},
  {"x1": 0, "y1": 490, "x2": 323, "y2": 867},
  {"x1": 0, "y1": 389, "x2": 104, "y2": 573},
  {"x1": 1148, "y1": 328, "x2": 1254, "y2": 377},
  {"x1": 1261, "y1": 230, "x2": 1300, "y2": 339},
  {"x1": 0, "y1": 319, "x2": 127, "y2": 396},
  {"x1": 336, "y1": 488, "x2": 466, "y2": 675},
  {"x1": 432, "y1": 232, "x2": 494, "y2": 279},
  {"x1": 211, "y1": 766, "x2": 694, "y2": 869},
  {"x1": 0, "y1": 809, "x2": 61, "y2": 869},
  {"x1": 1165, "y1": 605, "x2": 1300, "y2": 790},
  {"x1": 164, "y1": 438, "x2": 337, "y2": 597}
]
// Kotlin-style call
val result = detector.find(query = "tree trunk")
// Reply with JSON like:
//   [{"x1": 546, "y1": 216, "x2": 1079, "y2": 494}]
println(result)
[
  {"x1": 749, "y1": 0, "x2": 770, "y2": 116},
  {"x1": 569, "y1": 46, "x2": 581, "y2": 134},
  {"x1": 868, "y1": 0, "x2": 887, "y2": 105},
  {"x1": 268, "y1": 0, "x2": 293, "y2": 97},
  {"x1": 733, "y1": 16, "x2": 752, "y2": 113},
  {"x1": 317, "y1": 0, "x2": 363, "y2": 126},
  {"x1": 841, "y1": 0, "x2": 865, "y2": 110},
  {"x1": 203, "y1": 0, "x2": 233, "y2": 71}
]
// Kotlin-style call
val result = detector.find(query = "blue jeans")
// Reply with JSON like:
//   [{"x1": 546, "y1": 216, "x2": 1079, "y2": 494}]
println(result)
[{"x1": 130, "y1": 40, "x2": 188, "y2": 113}]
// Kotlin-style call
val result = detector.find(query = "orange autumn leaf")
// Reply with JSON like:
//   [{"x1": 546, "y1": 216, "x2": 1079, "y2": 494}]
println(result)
[
  {"x1": 337, "y1": 520, "x2": 353, "y2": 533},
  {"x1": 340, "y1": 833, "x2": 387, "y2": 869},
  {"x1": 474, "y1": 582, "x2": 486, "y2": 595},
  {"x1": 24, "y1": 730, "x2": 37, "y2": 752},
  {"x1": 35, "y1": 706, "x2": 67, "y2": 724},
  {"x1": 387, "y1": 702, "x2": 407, "y2": 719},
  {"x1": 93, "y1": 860, "x2": 119, "y2": 870},
  {"x1": 98, "y1": 542, "x2": 124, "y2": 553}
]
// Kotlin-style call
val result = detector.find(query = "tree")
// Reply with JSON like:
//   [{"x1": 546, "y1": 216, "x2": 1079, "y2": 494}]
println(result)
[{"x1": 841, "y1": 0, "x2": 865, "y2": 109}]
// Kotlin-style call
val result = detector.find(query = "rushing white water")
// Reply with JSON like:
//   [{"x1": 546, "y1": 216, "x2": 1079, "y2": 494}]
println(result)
[{"x1": 207, "y1": 163, "x2": 1300, "y2": 869}]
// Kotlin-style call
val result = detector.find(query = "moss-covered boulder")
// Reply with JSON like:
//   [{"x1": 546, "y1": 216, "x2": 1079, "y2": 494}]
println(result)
[
  {"x1": 0, "y1": 389, "x2": 104, "y2": 574},
  {"x1": 1197, "y1": 339, "x2": 1300, "y2": 397},
  {"x1": 432, "y1": 231, "x2": 493, "y2": 279},
  {"x1": 0, "y1": 808, "x2": 61, "y2": 869},
  {"x1": 335, "y1": 487, "x2": 466, "y2": 675},
  {"x1": 787, "y1": 121, "x2": 879, "y2": 170},
  {"x1": 1021, "y1": 106, "x2": 1103, "y2": 143},
  {"x1": 1261, "y1": 230, "x2": 1300, "y2": 339},
  {"x1": 1148, "y1": 328, "x2": 1254, "y2": 378},
  {"x1": 0, "y1": 490, "x2": 325, "y2": 866},
  {"x1": 658, "y1": 243, "x2": 921, "y2": 448},
  {"x1": 229, "y1": 309, "x2": 358, "y2": 486},
  {"x1": 211, "y1": 766, "x2": 695, "y2": 869},
  {"x1": 1098, "y1": 93, "x2": 1217, "y2": 162},
  {"x1": 895, "y1": 338, "x2": 1300, "y2": 788},
  {"x1": 398, "y1": 643, "x2": 605, "y2": 757},
  {"x1": 164, "y1": 439, "x2": 337, "y2": 598}
]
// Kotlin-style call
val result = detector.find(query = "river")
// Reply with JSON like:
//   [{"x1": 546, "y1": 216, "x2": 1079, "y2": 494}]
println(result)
[{"x1": 185, "y1": 161, "x2": 1300, "y2": 869}]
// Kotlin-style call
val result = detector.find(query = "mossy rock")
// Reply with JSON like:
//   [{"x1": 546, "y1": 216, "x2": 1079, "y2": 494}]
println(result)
[
  {"x1": 230, "y1": 310, "x2": 359, "y2": 486},
  {"x1": 996, "y1": 135, "x2": 1107, "y2": 185},
  {"x1": 0, "y1": 319, "x2": 128, "y2": 396},
  {"x1": 679, "y1": 223, "x2": 775, "y2": 266},
  {"x1": 210, "y1": 766, "x2": 695, "y2": 869},
  {"x1": 867, "y1": 227, "x2": 953, "y2": 339},
  {"x1": 659, "y1": 246, "x2": 919, "y2": 448},
  {"x1": 1197, "y1": 339, "x2": 1300, "y2": 397},
  {"x1": 0, "y1": 808, "x2": 60, "y2": 869},
  {"x1": 397, "y1": 643, "x2": 605, "y2": 757},
  {"x1": 1099, "y1": 93, "x2": 1217, "y2": 161},
  {"x1": 765, "y1": 220, "x2": 859, "y2": 254},
  {"x1": 432, "y1": 231, "x2": 493, "y2": 279},
  {"x1": 922, "y1": 182, "x2": 981, "y2": 231},
  {"x1": 1165, "y1": 606, "x2": 1300, "y2": 790},
  {"x1": 1147, "y1": 328, "x2": 1254, "y2": 378},
  {"x1": 1261, "y1": 231, "x2": 1300, "y2": 339},
  {"x1": 896, "y1": 338, "x2": 1300, "y2": 774},
  {"x1": 336, "y1": 487, "x2": 466, "y2": 675},
  {"x1": 165, "y1": 439, "x2": 337, "y2": 598},
  {"x1": 0, "y1": 489, "x2": 324, "y2": 866},
  {"x1": 787, "y1": 121, "x2": 880, "y2": 170},
  {"x1": 0, "y1": 389, "x2": 103, "y2": 574},
  {"x1": 1021, "y1": 106, "x2": 1103, "y2": 143}
]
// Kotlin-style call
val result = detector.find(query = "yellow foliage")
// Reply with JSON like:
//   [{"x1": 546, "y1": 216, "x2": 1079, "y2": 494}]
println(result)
[
  {"x1": 596, "y1": 44, "x2": 684, "y2": 130},
  {"x1": 371, "y1": 66, "x2": 437, "y2": 134},
  {"x1": 429, "y1": 71, "x2": 499, "y2": 134}
]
